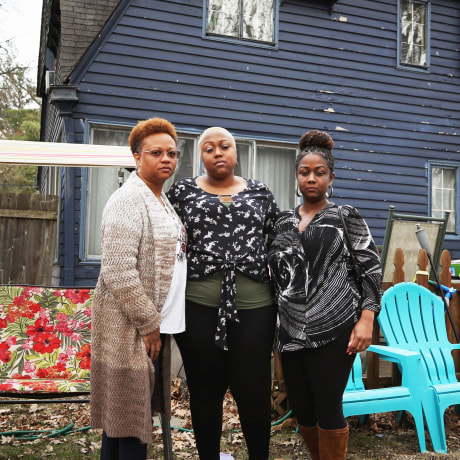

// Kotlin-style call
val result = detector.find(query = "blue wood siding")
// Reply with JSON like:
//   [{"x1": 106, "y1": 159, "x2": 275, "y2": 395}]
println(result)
[{"x1": 56, "y1": 0, "x2": 459, "y2": 283}]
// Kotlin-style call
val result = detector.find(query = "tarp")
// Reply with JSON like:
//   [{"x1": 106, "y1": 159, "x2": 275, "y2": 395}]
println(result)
[{"x1": 0, "y1": 140, "x2": 135, "y2": 167}]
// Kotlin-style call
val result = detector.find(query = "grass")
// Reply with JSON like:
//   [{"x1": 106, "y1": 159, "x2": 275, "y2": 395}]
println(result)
[{"x1": 0, "y1": 385, "x2": 459, "y2": 459}]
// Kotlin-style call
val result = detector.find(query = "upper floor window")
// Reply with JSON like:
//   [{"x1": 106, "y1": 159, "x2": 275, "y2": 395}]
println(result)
[
  {"x1": 431, "y1": 164, "x2": 457, "y2": 234},
  {"x1": 398, "y1": 0, "x2": 430, "y2": 69},
  {"x1": 206, "y1": 0, "x2": 275, "y2": 44}
]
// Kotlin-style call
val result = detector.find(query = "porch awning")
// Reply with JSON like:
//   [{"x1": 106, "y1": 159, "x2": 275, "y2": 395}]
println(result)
[{"x1": 0, "y1": 140, "x2": 135, "y2": 167}]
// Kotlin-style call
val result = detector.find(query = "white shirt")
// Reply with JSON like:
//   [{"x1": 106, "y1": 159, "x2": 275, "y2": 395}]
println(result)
[{"x1": 160, "y1": 204, "x2": 187, "y2": 334}]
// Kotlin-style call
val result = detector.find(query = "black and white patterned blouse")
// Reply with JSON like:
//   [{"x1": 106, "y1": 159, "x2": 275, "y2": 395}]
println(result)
[
  {"x1": 267, "y1": 203, "x2": 382, "y2": 352},
  {"x1": 167, "y1": 177, "x2": 280, "y2": 350}
]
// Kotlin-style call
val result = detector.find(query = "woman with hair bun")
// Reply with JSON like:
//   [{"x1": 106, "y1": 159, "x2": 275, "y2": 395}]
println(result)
[{"x1": 267, "y1": 130, "x2": 382, "y2": 460}]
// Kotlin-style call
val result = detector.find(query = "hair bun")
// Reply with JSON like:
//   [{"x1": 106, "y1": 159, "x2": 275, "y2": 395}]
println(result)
[{"x1": 299, "y1": 130, "x2": 334, "y2": 151}]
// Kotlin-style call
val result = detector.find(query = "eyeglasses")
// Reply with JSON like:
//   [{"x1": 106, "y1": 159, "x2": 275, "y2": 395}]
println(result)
[{"x1": 140, "y1": 149, "x2": 181, "y2": 159}]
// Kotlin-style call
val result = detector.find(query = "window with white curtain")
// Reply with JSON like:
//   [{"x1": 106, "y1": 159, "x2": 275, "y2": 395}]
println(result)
[
  {"x1": 254, "y1": 144, "x2": 296, "y2": 211},
  {"x1": 85, "y1": 127, "x2": 195, "y2": 259},
  {"x1": 431, "y1": 166, "x2": 457, "y2": 234},
  {"x1": 399, "y1": 0, "x2": 429, "y2": 68},
  {"x1": 206, "y1": 0, "x2": 275, "y2": 44},
  {"x1": 84, "y1": 125, "x2": 296, "y2": 259},
  {"x1": 85, "y1": 127, "x2": 131, "y2": 259}
]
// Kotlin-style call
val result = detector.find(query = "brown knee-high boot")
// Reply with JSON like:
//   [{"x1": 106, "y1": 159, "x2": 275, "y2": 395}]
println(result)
[
  {"x1": 298, "y1": 424, "x2": 320, "y2": 460},
  {"x1": 318, "y1": 424, "x2": 349, "y2": 460}
]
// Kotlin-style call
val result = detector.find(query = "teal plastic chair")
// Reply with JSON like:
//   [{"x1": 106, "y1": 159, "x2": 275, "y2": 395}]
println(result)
[
  {"x1": 343, "y1": 348, "x2": 428, "y2": 452},
  {"x1": 379, "y1": 282, "x2": 460, "y2": 453}
]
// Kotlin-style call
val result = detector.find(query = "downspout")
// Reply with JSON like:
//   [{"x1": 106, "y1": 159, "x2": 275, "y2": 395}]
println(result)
[{"x1": 49, "y1": 85, "x2": 79, "y2": 286}]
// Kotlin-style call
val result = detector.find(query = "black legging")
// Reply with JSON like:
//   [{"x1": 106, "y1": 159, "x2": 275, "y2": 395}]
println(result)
[
  {"x1": 281, "y1": 326, "x2": 355, "y2": 430},
  {"x1": 175, "y1": 300, "x2": 276, "y2": 460},
  {"x1": 100, "y1": 432, "x2": 147, "y2": 460}
]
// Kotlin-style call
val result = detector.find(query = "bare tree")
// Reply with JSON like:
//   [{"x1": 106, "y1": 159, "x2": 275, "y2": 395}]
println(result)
[{"x1": 0, "y1": 39, "x2": 40, "y2": 140}]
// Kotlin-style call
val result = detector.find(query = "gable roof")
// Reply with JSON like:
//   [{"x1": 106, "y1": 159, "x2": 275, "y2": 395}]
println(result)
[{"x1": 38, "y1": 0, "x2": 121, "y2": 94}]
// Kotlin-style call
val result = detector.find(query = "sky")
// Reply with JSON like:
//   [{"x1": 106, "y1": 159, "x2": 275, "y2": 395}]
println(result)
[{"x1": 1, "y1": 0, "x2": 44, "y2": 78}]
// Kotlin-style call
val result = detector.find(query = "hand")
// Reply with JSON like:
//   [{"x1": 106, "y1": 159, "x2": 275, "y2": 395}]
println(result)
[
  {"x1": 143, "y1": 328, "x2": 161, "y2": 361},
  {"x1": 347, "y1": 310, "x2": 375, "y2": 355}
]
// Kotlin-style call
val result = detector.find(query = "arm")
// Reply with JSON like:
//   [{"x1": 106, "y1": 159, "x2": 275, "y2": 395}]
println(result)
[
  {"x1": 263, "y1": 187, "x2": 281, "y2": 248},
  {"x1": 143, "y1": 328, "x2": 162, "y2": 361},
  {"x1": 347, "y1": 309, "x2": 375, "y2": 354},
  {"x1": 99, "y1": 194, "x2": 162, "y2": 337},
  {"x1": 342, "y1": 205, "x2": 382, "y2": 315}
]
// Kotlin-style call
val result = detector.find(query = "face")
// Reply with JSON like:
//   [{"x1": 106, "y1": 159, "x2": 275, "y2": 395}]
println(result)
[
  {"x1": 132, "y1": 132, "x2": 178, "y2": 188},
  {"x1": 200, "y1": 128, "x2": 238, "y2": 179},
  {"x1": 296, "y1": 153, "x2": 335, "y2": 203}
]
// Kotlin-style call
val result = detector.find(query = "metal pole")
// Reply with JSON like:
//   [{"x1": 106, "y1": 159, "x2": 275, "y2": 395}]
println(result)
[
  {"x1": 415, "y1": 224, "x2": 460, "y2": 343},
  {"x1": 426, "y1": 252, "x2": 460, "y2": 343},
  {"x1": 159, "y1": 413, "x2": 174, "y2": 459}
]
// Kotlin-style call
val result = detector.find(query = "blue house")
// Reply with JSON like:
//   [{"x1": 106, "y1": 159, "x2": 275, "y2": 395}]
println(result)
[{"x1": 37, "y1": 0, "x2": 460, "y2": 286}]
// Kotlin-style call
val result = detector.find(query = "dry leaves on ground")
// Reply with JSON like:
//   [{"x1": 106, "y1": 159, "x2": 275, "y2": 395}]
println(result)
[{"x1": 0, "y1": 377, "x2": 458, "y2": 459}]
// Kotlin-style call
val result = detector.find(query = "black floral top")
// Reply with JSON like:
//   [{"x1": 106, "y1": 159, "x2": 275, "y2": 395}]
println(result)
[
  {"x1": 267, "y1": 203, "x2": 382, "y2": 352},
  {"x1": 167, "y1": 177, "x2": 280, "y2": 350}
]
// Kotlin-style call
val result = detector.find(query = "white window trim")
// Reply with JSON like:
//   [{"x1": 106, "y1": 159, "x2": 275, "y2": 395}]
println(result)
[
  {"x1": 429, "y1": 161, "x2": 459, "y2": 237},
  {"x1": 203, "y1": 0, "x2": 279, "y2": 48},
  {"x1": 397, "y1": 0, "x2": 431, "y2": 72}
]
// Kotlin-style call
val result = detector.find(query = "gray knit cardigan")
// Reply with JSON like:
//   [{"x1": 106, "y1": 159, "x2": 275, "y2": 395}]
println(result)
[{"x1": 90, "y1": 172, "x2": 180, "y2": 443}]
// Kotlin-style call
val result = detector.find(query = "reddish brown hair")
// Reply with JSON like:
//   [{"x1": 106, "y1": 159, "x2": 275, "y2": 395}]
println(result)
[{"x1": 128, "y1": 117, "x2": 177, "y2": 154}]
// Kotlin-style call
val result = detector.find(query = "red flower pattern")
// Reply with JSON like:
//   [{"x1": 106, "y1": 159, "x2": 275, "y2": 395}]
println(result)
[
  {"x1": 0, "y1": 342, "x2": 11, "y2": 363},
  {"x1": 76, "y1": 343, "x2": 91, "y2": 370},
  {"x1": 64, "y1": 289, "x2": 90, "y2": 304},
  {"x1": 0, "y1": 287, "x2": 91, "y2": 393},
  {"x1": 33, "y1": 333, "x2": 61, "y2": 354},
  {"x1": 0, "y1": 383, "x2": 14, "y2": 391},
  {"x1": 26, "y1": 318, "x2": 54, "y2": 338}
]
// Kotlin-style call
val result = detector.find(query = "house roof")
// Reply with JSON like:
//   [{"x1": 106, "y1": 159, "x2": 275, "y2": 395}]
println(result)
[{"x1": 38, "y1": 0, "x2": 121, "y2": 95}]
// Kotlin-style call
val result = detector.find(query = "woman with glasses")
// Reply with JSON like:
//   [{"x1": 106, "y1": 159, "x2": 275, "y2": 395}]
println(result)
[
  {"x1": 91, "y1": 117, "x2": 186, "y2": 460},
  {"x1": 167, "y1": 127, "x2": 280, "y2": 459}
]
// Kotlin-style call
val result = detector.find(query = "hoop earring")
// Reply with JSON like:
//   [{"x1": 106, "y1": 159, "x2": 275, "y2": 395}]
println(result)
[
  {"x1": 326, "y1": 186, "x2": 334, "y2": 198},
  {"x1": 296, "y1": 185, "x2": 302, "y2": 197}
]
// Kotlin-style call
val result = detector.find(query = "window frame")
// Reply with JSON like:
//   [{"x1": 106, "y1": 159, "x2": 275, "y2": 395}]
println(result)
[
  {"x1": 80, "y1": 122, "x2": 133, "y2": 264},
  {"x1": 202, "y1": 0, "x2": 279, "y2": 49},
  {"x1": 429, "y1": 161, "x2": 459, "y2": 238},
  {"x1": 80, "y1": 123, "x2": 297, "y2": 262},
  {"x1": 397, "y1": 0, "x2": 431, "y2": 72}
]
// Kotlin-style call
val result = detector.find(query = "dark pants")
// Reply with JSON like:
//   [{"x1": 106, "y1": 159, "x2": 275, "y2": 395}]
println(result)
[
  {"x1": 100, "y1": 432, "x2": 147, "y2": 460},
  {"x1": 175, "y1": 300, "x2": 276, "y2": 460},
  {"x1": 281, "y1": 326, "x2": 355, "y2": 430}
]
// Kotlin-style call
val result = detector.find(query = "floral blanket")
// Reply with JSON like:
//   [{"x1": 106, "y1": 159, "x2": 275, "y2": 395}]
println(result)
[{"x1": 0, "y1": 286, "x2": 92, "y2": 394}]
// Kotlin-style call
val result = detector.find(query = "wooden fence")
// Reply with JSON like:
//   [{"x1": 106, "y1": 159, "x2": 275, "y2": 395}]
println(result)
[
  {"x1": 367, "y1": 247, "x2": 460, "y2": 389},
  {"x1": 0, "y1": 192, "x2": 58, "y2": 285}
]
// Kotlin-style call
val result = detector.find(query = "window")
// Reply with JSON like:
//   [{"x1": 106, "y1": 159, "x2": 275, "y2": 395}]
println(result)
[
  {"x1": 254, "y1": 144, "x2": 296, "y2": 211},
  {"x1": 431, "y1": 165, "x2": 457, "y2": 234},
  {"x1": 208, "y1": 139, "x2": 296, "y2": 210},
  {"x1": 206, "y1": 0, "x2": 275, "y2": 44},
  {"x1": 83, "y1": 125, "x2": 296, "y2": 259},
  {"x1": 84, "y1": 126, "x2": 196, "y2": 259},
  {"x1": 398, "y1": 0, "x2": 430, "y2": 69}
]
